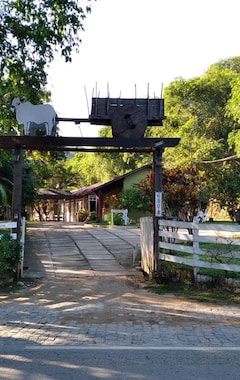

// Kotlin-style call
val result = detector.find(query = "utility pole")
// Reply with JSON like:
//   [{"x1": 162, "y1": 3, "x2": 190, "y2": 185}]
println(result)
[{"x1": 153, "y1": 141, "x2": 164, "y2": 271}]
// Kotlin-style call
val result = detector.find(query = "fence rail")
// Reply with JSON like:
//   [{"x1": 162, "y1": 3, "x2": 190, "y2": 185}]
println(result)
[
  {"x1": 0, "y1": 221, "x2": 17, "y2": 240},
  {"x1": 140, "y1": 217, "x2": 240, "y2": 278},
  {"x1": 159, "y1": 219, "x2": 240, "y2": 278}
]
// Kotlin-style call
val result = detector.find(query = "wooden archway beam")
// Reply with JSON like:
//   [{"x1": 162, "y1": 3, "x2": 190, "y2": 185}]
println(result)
[{"x1": 0, "y1": 136, "x2": 180, "y2": 151}]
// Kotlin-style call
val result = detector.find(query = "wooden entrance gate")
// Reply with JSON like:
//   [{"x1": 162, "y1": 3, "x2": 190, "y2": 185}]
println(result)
[{"x1": 1, "y1": 96, "x2": 180, "y2": 270}]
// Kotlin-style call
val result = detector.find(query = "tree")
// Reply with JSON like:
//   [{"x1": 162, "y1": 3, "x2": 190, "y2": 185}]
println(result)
[
  {"x1": 22, "y1": 160, "x2": 39, "y2": 212},
  {"x1": 118, "y1": 184, "x2": 151, "y2": 214},
  {"x1": 65, "y1": 126, "x2": 151, "y2": 187},
  {"x1": 0, "y1": 0, "x2": 94, "y2": 105},
  {"x1": 97, "y1": 126, "x2": 151, "y2": 178},
  {"x1": 29, "y1": 151, "x2": 80, "y2": 189},
  {"x1": 0, "y1": 0, "x2": 94, "y2": 214},
  {"x1": 144, "y1": 57, "x2": 240, "y2": 215},
  {"x1": 146, "y1": 57, "x2": 240, "y2": 165},
  {"x1": 162, "y1": 166, "x2": 208, "y2": 220},
  {"x1": 0, "y1": 151, "x2": 14, "y2": 219},
  {"x1": 0, "y1": 0, "x2": 94, "y2": 133},
  {"x1": 66, "y1": 151, "x2": 112, "y2": 186},
  {"x1": 204, "y1": 160, "x2": 240, "y2": 219},
  {"x1": 118, "y1": 165, "x2": 208, "y2": 221}
]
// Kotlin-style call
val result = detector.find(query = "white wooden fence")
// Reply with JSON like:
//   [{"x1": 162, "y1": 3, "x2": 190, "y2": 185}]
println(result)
[
  {"x1": 140, "y1": 217, "x2": 240, "y2": 279},
  {"x1": 0, "y1": 217, "x2": 26, "y2": 276}
]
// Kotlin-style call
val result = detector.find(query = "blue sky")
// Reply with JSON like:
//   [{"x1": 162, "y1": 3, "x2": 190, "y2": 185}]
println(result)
[{"x1": 47, "y1": 0, "x2": 240, "y2": 137}]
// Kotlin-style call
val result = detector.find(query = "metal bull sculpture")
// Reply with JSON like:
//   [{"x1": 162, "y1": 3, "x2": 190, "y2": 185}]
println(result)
[{"x1": 11, "y1": 97, "x2": 58, "y2": 136}]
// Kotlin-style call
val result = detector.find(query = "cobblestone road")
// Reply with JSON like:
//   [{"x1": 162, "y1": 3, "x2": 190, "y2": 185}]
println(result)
[{"x1": 0, "y1": 222, "x2": 240, "y2": 349}]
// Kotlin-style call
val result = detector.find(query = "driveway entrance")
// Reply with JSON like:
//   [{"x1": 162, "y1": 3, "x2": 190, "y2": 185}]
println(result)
[
  {"x1": 1, "y1": 221, "x2": 240, "y2": 353},
  {"x1": 23, "y1": 222, "x2": 141, "y2": 279}
]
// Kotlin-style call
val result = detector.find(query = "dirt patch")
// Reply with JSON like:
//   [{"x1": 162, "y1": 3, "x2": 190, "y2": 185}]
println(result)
[{"x1": 2, "y1": 270, "x2": 240, "y2": 327}]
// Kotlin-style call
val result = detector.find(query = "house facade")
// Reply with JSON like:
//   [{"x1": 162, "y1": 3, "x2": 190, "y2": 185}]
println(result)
[{"x1": 35, "y1": 164, "x2": 152, "y2": 222}]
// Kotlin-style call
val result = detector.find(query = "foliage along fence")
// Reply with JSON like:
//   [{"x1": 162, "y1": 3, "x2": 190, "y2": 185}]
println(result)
[
  {"x1": 140, "y1": 217, "x2": 240, "y2": 281},
  {"x1": 0, "y1": 217, "x2": 26, "y2": 277}
]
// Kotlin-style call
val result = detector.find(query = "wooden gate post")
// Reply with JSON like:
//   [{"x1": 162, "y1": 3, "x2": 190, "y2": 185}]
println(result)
[
  {"x1": 12, "y1": 146, "x2": 23, "y2": 240},
  {"x1": 153, "y1": 142, "x2": 164, "y2": 272}
]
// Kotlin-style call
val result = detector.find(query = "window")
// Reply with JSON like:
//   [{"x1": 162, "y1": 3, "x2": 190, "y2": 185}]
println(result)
[{"x1": 88, "y1": 195, "x2": 97, "y2": 213}]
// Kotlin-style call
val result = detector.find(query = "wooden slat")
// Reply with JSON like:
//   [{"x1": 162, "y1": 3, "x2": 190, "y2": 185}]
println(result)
[
  {"x1": 159, "y1": 219, "x2": 195, "y2": 229},
  {"x1": 0, "y1": 222, "x2": 17, "y2": 229},
  {"x1": 159, "y1": 241, "x2": 194, "y2": 254},
  {"x1": 197, "y1": 235, "x2": 240, "y2": 245},
  {"x1": 159, "y1": 231, "x2": 193, "y2": 242},
  {"x1": 159, "y1": 252, "x2": 240, "y2": 273},
  {"x1": 159, "y1": 253, "x2": 194, "y2": 266}
]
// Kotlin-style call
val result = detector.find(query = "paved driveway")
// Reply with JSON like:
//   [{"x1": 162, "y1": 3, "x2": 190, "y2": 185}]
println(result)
[
  {"x1": 23, "y1": 222, "x2": 141, "y2": 278},
  {"x1": 0, "y1": 222, "x2": 240, "y2": 352}
]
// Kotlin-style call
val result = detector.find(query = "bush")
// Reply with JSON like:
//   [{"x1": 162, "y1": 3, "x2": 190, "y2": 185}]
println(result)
[
  {"x1": 113, "y1": 213, "x2": 125, "y2": 226},
  {"x1": 77, "y1": 209, "x2": 90, "y2": 222},
  {"x1": 90, "y1": 211, "x2": 97, "y2": 220},
  {"x1": 0, "y1": 231, "x2": 22, "y2": 273}
]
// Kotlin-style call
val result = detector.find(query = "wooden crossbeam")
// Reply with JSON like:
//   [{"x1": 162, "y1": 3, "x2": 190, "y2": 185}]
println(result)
[{"x1": 0, "y1": 136, "x2": 180, "y2": 151}]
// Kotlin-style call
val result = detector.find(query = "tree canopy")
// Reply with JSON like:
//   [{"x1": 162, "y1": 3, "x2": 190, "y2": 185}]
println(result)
[
  {"x1": 102, "y1": 57, "x2": 240, "y2": 218},
  {"x1": 0, "y1": 0, "x2": 94, "y2": 134},
  {"x1": 0, "y1": 0, "x2": 93, "y2": 95},
  {"x1": 0, "y1": 0, "x2": 95, "y2": 215}
]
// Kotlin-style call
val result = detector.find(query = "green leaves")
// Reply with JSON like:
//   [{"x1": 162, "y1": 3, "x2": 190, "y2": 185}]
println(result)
[
  {"x1": 0, "y1": 0, "x2": 95, "y2": 215},
  {"x1": 0, "y1": 231, "x2": 22, "y2": 273},
  {"x1": 0, "y1": 0, "x2": 94, "y2": 106}
]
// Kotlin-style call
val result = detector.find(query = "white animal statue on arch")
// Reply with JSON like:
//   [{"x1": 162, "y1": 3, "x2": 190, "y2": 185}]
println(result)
[{"x1": 11, "y1": 97, "x2": 58, "y2": 136}]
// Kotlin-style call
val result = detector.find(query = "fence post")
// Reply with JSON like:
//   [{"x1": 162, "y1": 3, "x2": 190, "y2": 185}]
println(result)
[
  {"x1": 12, "y1": 146, "x2": 23, "y2": 240},
  {"x1": 20, "y1": 217, "x2": 26, "y2": 277},
  {"x1": 192, "y1": 220, "x2": 199, "y2": 281},
  {"x1": 140, "y1": 217, "x2": 154, "y2": 275}
]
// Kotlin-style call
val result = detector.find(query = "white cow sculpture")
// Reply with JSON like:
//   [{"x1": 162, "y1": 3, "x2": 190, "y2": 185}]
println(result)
[{"x1": 11, "y1": 97, "x2": 58, "y2": 136}]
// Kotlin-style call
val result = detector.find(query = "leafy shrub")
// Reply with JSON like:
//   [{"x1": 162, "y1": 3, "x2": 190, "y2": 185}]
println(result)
[
  {"x1": 0, "y1": 231, "x2": 22, "y2": 273},
  {"x1": 90, "y1": 211, "x2": 97, "y2": 220},
  {"x1": 113, "y1": 213, "x2": 125, "y2": 226},
  {"x1": 78, "y1": 209, "x2": 90, "y2": 222}
]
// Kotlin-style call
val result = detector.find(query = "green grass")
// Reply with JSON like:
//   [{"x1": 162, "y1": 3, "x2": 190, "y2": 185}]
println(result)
[
  {"x1": 199, "y1": 267, "x2": 240, "y2": 279},
  {"x1": 200, "y1": 242, "x2": 240, "y2": 251},
  {"x1": 145, "y1": 283, "x2": 240, "y2": 304},
  {"x1": 201, "y1": 255, "x2": 240, "y2": 265},
  {"x1": 162, "y1": 239, "x2": 240, "y2": 278},
  {"x1": 159, "y1": 255, "x2": 240, "y2": 280},
  {"x1": 207, "y1": 220, "x2": 236, "y2": 225},
  {"x1": 89, "y1": 221, "x2": 109, "y2": 226},
  {"x1": 89, "y1": 221, "x2": 140, "y2": 227}
]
